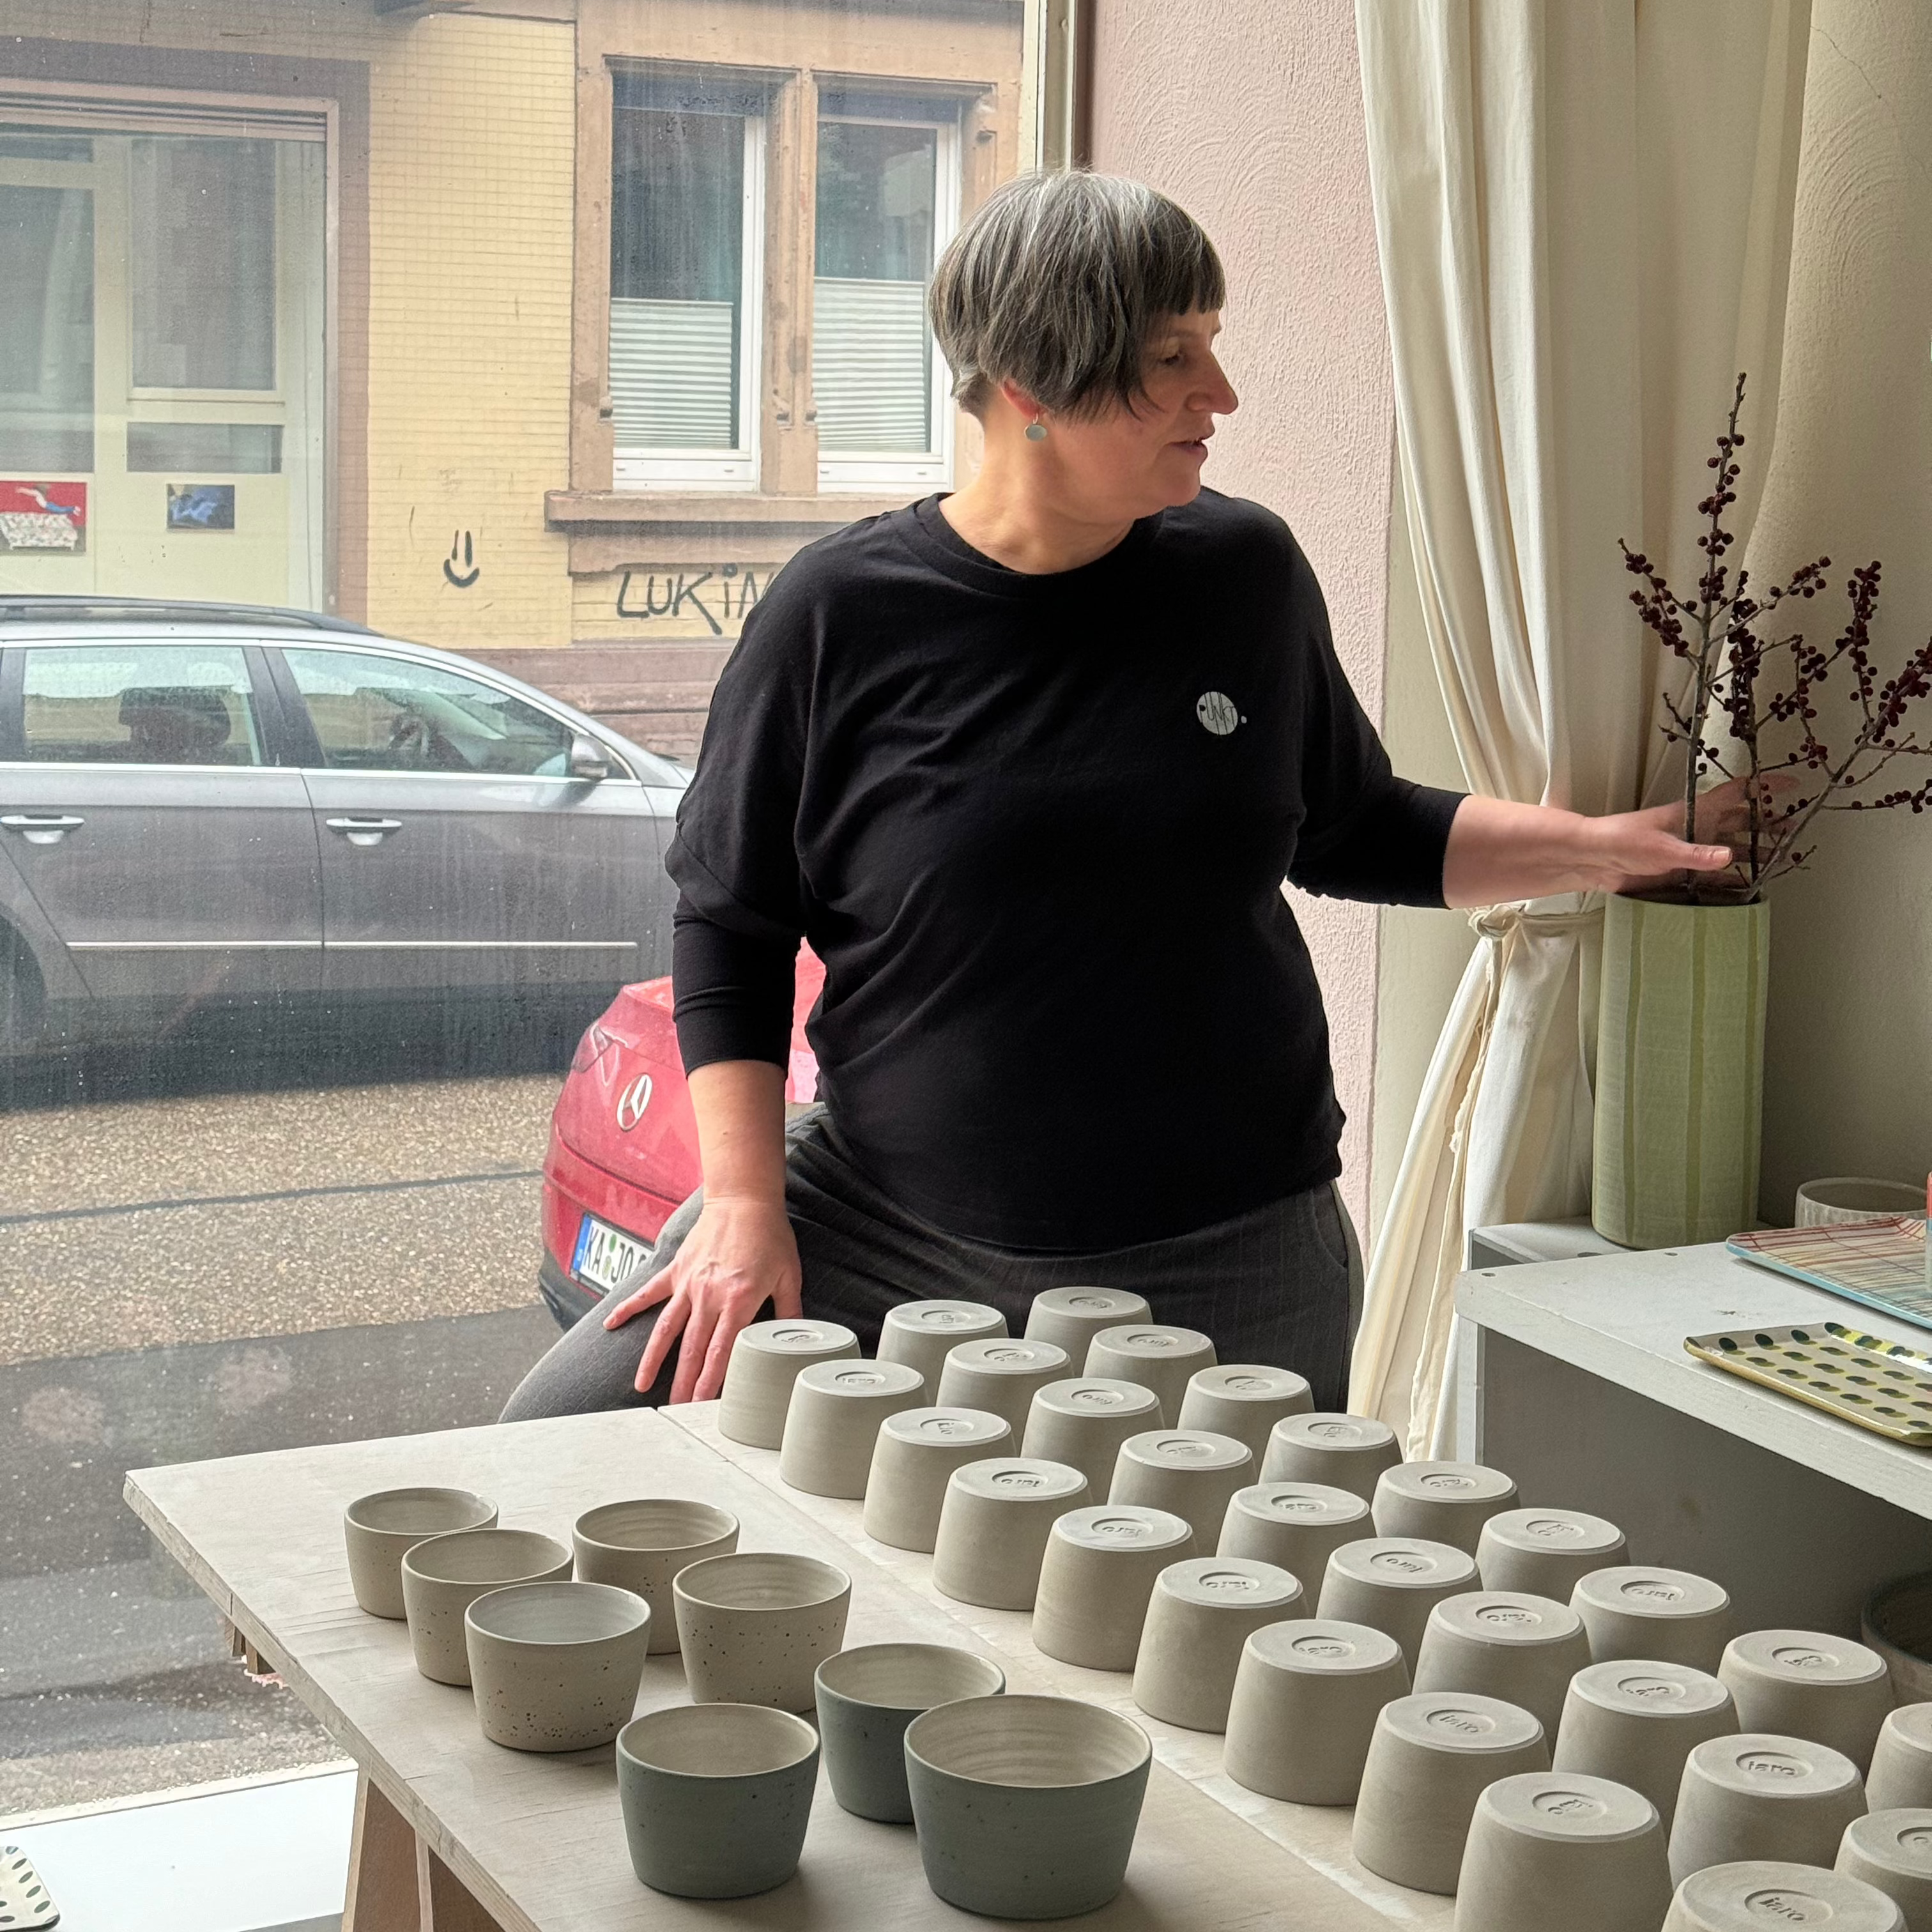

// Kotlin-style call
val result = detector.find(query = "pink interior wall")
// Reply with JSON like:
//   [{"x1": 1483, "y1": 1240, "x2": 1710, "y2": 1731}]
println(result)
[{"x1": 1089, "y1": 1, "x2": 1396, "y2": 1229}]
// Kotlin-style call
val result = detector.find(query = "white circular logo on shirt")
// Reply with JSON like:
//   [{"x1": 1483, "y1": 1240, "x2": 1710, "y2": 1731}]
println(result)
[{"x1": 1196, "y1": 690, "x2": 1241, "y2": 735}]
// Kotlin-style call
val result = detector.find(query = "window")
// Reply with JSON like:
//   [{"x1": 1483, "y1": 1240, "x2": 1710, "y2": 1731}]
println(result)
[
  {"x1": 0, "y1": 180, "x2": 95, "y2": 471},
  {"x1": 284, "y1": 648, "x2": 577, "y2": 777},
  {"x1": 20, "y1": 645, "x2": 264, "y2": 765}
]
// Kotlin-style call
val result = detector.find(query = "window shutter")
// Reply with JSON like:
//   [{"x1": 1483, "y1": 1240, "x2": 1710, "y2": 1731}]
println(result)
[
  {"x1": 812, "y1": 278, "x2": 930, "y2": 452},
  {"x1": 609, "y1": 297, "x2": 736, "y2": 450}
]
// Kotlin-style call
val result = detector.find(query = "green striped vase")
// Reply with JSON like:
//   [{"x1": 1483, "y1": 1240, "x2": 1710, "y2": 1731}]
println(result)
[{"x1": 1592, "y1": 893, "x2": 1771, "y2": 1249}]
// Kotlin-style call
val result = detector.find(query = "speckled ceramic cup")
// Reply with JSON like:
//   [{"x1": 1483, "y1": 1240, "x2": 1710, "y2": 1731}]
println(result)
[
  {"x1": 1372, "y1": 1460, "x2": 1519, "y2": 1554},
  {"x1": 1574, "y1": 1567, "x2": 1733, "y2": 1672},
  {"x1": 1223, "y1": 1617, "x2": 1410, "y2": 1804},
  {"x1": 876, "y1": 1299, "x2": 1008, "y2": 1393},
  {"x1": 930, "y1": 1459, "x2": 1089, "y2": 1611},
  {"x1": 401, "y1": 1528, "x2": 573, "y2": 1684},
  {"x1": 1666, "y1": 1861, "x2": 1905, "y2": 1931},
  {"x1": 1261, "y1": 1413, "x2": 1402, "y2": 1500},
  {"x1": 1413, "y1": 1590, "x2": 1594, "y2": 1738},
  {"x1": 1838, "y1": 1809, "x2": 1932, "y2": 1929},
  {"x1": 1217, "y1": 1480, "x2": 1371, "y2": 1579},
  {"x1": 1176, "y1": 1365, "x2": 1313, "y2": 1460},
  {"x1": 1108, "y1": 1429, "x2": 1254, "y2": 1550},
  {"x1": 1719, "y1": 1629, "x2": 1894, "y2": 1774},
  {"x1": 1317, "y1": 1537, "x2": 1480, "y2": 1667},
  {"x1": 1023, "y1": 1287, "x2": 1154, "y2": 1359},
  {"x1": 861, "y1": 1406, "x2": 1012, "y2": 1553},
  {"x1": 935, "y1": 1339, "x2": 1071, "y2": 1438},
  {"x1": 1478, "y1": 1507, "x2": 1629, "y2": 1599},
  {"x1": 1020, "y1": 1378, "x2": 1162, "y2": 1500},
  {"x1": 1082, "y1": 1324, "x2": 1216, "y2": 1427},
  {"x1": 673, "y1": 1552, "x2": 852, "y2": 1712},
  {"x1": 1131, "y1": 1555, "x2": 1304, "y2": 1733},
  {"x1": 1667, "y1": 1732, "x2": 1869, "y2": 1884},
  {"x1": 1552, "y1": 1660, "x2": 1738, "y2": 1830},
  {"x1": 571, "y1": 1498, "x2": 739, "y2": 1656},
  {"x1": 1869, "y1": 1706, "x2": 1932, "y2": 1812},
  {"x1": 777, "y1": 1357, "x2": 926, "y2": 1499},
  {"x1": 717, "y1": 1319, "x2": 859, "y2": 1450},
  {"x1": 344, "y1": 1486, "x2": 496, "y2": 1619},
  {"x1": 1032, "y1": 1506, "x2": 1196, "y2": 1673},
  {"x1": 463, "y1": 1580, "x2": 650, "y2": 1752}
]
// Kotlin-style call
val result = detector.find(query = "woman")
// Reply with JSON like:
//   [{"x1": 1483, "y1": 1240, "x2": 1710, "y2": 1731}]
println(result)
[{"x1": 502, "y1": 171, "x2": 1737, "y2": 1423}]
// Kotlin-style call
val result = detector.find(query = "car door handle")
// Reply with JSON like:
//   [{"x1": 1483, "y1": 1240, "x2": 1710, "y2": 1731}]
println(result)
[
  {"x1": 325, "y1": 816, "x2": 402, "y2": 847},
  {"x1": 1, "y1": 813, "x2": 85, "y2": 845}
]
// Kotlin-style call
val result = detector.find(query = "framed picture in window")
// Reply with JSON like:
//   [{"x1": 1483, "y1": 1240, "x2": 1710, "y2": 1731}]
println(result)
[{"x1": 166, "y1": 483, "x2": 236, "y2": 531}]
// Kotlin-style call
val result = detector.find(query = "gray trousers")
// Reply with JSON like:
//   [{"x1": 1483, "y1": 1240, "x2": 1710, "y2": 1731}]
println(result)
[{"x1": 502, "y1": 1108, "x2": 1363, "y2": 1422}]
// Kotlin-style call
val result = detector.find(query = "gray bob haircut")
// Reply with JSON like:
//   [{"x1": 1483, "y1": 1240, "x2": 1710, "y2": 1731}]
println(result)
[{"x1": 930, "y1": 171, "x2": 1225, "y2": 421}]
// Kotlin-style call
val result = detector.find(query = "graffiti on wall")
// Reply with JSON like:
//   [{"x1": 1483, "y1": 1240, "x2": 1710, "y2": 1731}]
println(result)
[{"x1": 614, "y1": 563, "x2": 766, "y2": 639}]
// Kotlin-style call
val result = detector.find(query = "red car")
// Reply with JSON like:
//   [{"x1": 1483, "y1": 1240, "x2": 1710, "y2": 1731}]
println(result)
[{"x1": 539, "y1": 949, "x2": 826, "y2": 1328}]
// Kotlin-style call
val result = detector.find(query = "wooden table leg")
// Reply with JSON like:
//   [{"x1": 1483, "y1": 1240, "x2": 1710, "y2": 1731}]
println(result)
[
  {"x1": 417, "y1": 1838, "x2": 504, "y2": 1932},
  {"x1": 342, "y1": 1772, "x2": 419, "y2": 1932}
]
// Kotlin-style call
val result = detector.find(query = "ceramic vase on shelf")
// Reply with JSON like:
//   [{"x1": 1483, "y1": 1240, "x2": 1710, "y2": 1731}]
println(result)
[{"x1": 1592, "y1": 893, "x2": 1770, "y2": 1250}]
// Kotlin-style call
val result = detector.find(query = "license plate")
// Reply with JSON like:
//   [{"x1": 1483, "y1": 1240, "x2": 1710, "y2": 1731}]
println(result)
[{"x1": 572, "y1": 1213, "x2": 654, "y2": 1294}]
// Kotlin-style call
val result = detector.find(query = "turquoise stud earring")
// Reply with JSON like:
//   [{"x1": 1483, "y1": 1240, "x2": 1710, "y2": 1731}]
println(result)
[{"x1": 1025, "y1": 418, "x2": 1048, "y2": 442}]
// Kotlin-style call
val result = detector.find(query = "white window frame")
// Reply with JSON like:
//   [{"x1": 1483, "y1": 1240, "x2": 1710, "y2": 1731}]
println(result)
[{"x1": 612, "y1": 112, "x2": 764, "y2": 492}]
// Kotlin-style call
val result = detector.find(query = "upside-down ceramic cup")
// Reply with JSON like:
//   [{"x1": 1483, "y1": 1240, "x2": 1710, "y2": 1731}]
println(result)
[
  {"x1": 861, "y1": 1407, "x2": 1012, "y2": 1552},
  {"x1": 1023, "y1": 1287, "x2": 1154, "y2": 1359},
  {"x1": 1413, "y1": 1590, "x2": 1595, "y2": 1738},
  {"x1": 1108, "y1": 1429, "x2": 1254, "y2": 1550},
  {"x1": 1870, "y1": 1706, "x2": 1932, "y2": 1811},
  {"x1": 1021, "y1": 1379, "x2": 1162, "y2": 1500},
  {"x1": 1131, "y1": 1555, "x2": 1303, "y2": 1733},
  {"x1": 1218, "y1": 1480, "x2": 1371, "y2": 1577},
  {"x1": 571, "y1": 1498, "x2": 739, "y2": 1655},
  {"x1": 1317, "y1": 1537, "x2": 1480, "y2": 1667},
  {"x1": 401, "y1": 1528, "x2": 574, "y2": 1685},
  {"x1": 1719, "y1": 1629, "x2": 1895, "y2": 1774},
  {"x1": 344, "y1": 1486, "x2": 497, "y2": 1619},
  {"x1": 1478, "y1": 1508, "x2": 1629, "y2": 1599},
  {"x1": 1574, "y1": 1567, "x2": 1733, "y2": 1672},
  {"x1": 935, "y1": 1339, "x2": 1072, "y2": 1438},
  {"x1": 1553, "y1": 1660, "x2": 1739, "y2": 1830},
  {"x1": 1082, "y1": 1324, "x2": 1217, "y2": 1426},
  {"x1": 1665, "y1": 1860, "x2": 1905, "y2": 1932},
  {"x1": 1223, "y1": 1617, "x2": 1410, "y2": 1804},
  {"x1": 673, "y1": 1552, "x2": 852, "y2": 1711},
  {"x1": 1453, "y1": 1771, "x2": 1674, "y2": 1932},
  {"x1": 1352, "y1": 1690, "x2": 1551, "y2": 1894},
  {"x1": 1261, "y1": 1413, "x2": 1403, "y2": 1501},
  {"x1": 1372, "y1": 1460, "x2": 1520, "y2": 1554},
  {"x1": 463, "y1": 1580, "x2": 651, "y2": 1752},
  {"x1": 717, "y1": 1319, "x2": 859, "y2": 1450},
  {"x1": 777, "y1": 1358, "x2": 926, "y2": 1499},
  {"x1": 813, "y1": 1643, "x2": 1007, "y2": 1823},
  {"x1": 876, "y1": 1298, "x2": 1009, "y2": 1392},
  {"x1": 1667, "y1": 1732, "x2": 1869, "y2": 1884},
  {"x1": 930, "y1": 1458, "x2": 1090, "y2": 1611},
  {"x1": 1176, "y1": 1365, "x2": 1313, "y2": 1460},
  {"x1": 905, "y1": 1694, "x2": 1153, "y2": 1920},
  {"x1": 617, "y1": 1704, "x2": 820, "y2": 1899},
  {"x1": 1032, "y1": 1505, "x2": 1195, "y2": 1672},
  {"x1": 1838, "y1": 1808, "x2": 1932, "y2": 1929}
]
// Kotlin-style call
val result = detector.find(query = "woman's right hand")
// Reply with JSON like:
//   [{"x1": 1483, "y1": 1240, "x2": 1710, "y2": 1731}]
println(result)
[{"x1": 602, "y1": 1194, "x2": 802, "y2": 1403}]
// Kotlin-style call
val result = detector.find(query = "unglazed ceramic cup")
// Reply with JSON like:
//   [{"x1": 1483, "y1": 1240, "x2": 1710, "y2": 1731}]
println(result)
[
  {"x1": 344, "y1": 1487, "x2": 496, "y2": 1619},
  {"x1": 1023, "y1": 1286, "x2": 1154, "y2": 1358},
  {"x1": 1553, "y1": 1660, "x2": 1739, "y2": 1829},
  {"x1": 1352, "y1": 1690, "x2": 1551, "y2": 1893},
  {"x1": 1574, "y1": 1566, "x2": 1733, "y2": 1671},
  {"x1": 1317, "y1": 1537, "x2": 1480, "y2": 1667},
  {"x1": 571, "y1": 1498, "x2": 739, "y2": 1655},
  {"x1": 1131, "y1": 1555, "x2": 1303, "y2": 1733},
  {"x1": 1453, "y1": 1770, "x2": 1673, "y2": 1932},
  {"x1": 1478, "y1": 1507, "x2": 1629, "y2": 1599},
  {"x1": 617, "y1": 1704, "x2": 819, "y2": 1899},
  {"x1": 930, "y1": 1458, "x2": 1089, "y2": 1611},
  {"x1": 876, "y1": 1298, "x2": 1008, "y2": 1392},
  {"x1": 1176, "y1": 1364, "x2": 1313, "y2": 1459},
  {"x1": 717, "y1": 1318, "x2": 859, "y2": 1449},
  {"x1": 1107, "y1": 1429, "x2": 1254, "y2": 1550},
  {"x1": 1719, "y1": 1629, "x2": 1894, "y2": 1774},
  {"x1": 905, "y1": 1694, "x2": 1152, "y2": 1920},
  {"x1": 463, "y1": 1580, "x2": 650, "y2": 1752},
  {"x1": 1837, "y1": 1809, "x2": 1932, "y2": 1929},
  {"x1": 1372, "y1": 1459, "x2": 1519, "y2": 1554},
  {"x1": 1667, "y1": 1731, "x2": 1869, "y2": 1883},
  {"x1": 813, "y1": 1642, "x2": 1006, "y2": 1823},
  {"x1": 1218, "y1": 1480, "x2": 1371, "y2": 1579},
  {"x1": 935, "y1": 1338, "x2": 1072, "y2": 1437},
  {"x1": 673, "y1": 1552, "x2": 852, "y2": 1711},
  {"x1": 777, "y1": 1357, "x2": 926, "y2": 1499},
  {"x1": 1082, "y1": 1323, "x2": 1217, "y2": 1426},
  {"x1": 861, "y1": 1406, "x2": 1012, "y2": 1552},
  {"x1": 1021, "y1": 1378, "x2": 1162, "y2": 1499},
  {"x1": 1033, "y1": 1505, "x2": 1196, "y2": 1672},
  {"x1": 1413, "y1": 1589, "x2": 1594, "y2": 1738},
  {"x1": 1223, "y1": 1616, "x2": 1410, "y2": 1804},
  {"x1": 401, "y1": 1528, "x2": 573, "y2": 1684},
  {"x1": 1797, "y1": 1177, "x2": 1928, "y2": 1227},
  {"x1": 1261, "y1": 1412, "x2": 1403, "y2": 1499},
  {"x1": 1870, "y1": 1706, "x2": 1932, "y2": 1811},
  {"x1": 1666, "y1": 1860, "x2": 1905, "y2": 1931}
]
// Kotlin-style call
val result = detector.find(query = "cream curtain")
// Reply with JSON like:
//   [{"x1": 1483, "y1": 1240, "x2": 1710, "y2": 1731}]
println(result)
[{"x1": 1348, "y1": 0, "x2": 1813, "y2": 1452}]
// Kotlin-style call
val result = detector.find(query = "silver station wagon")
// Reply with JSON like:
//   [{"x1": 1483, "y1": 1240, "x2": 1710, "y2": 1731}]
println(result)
[{"x1": 0, "y1": 597, "x2": 688, "y2": 1052}]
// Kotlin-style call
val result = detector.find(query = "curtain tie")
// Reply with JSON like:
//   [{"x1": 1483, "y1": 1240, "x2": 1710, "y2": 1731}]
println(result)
[{"x1": 1467, "y1": 900, "x2": 1603, "y2": 946}]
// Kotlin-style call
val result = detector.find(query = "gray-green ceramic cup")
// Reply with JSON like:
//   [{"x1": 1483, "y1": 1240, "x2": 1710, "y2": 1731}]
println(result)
[
  {"x1": 905, "y1": 1694, "x2": 1152, "y2": 1920},
  {"x1": 617, "y1": 1703, "x2": 819, "y2": 1899},
  {"x1": 571, "y1": 1498, "x2": 738, "y2": 1655},
  {"x1": 814, "y1": 1643, "x2": 1006, "y2": 1822},
  {"x1": 344, "y1": 1486, "x2": 496, "y2": 1619},
  {"x1": 401, "y1": 1528, "x2": 573, "y2": 1684}
]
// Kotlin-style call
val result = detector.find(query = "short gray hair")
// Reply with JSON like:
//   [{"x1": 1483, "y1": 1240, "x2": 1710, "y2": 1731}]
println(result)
[{"x1": 930, "y1": 171, "x2": 1225, "y2": 421}]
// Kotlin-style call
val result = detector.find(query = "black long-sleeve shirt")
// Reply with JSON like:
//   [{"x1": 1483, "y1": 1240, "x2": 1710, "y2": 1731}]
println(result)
[{"x1": 666, "y1": 489, "x2": 1464, "y2": 1250}]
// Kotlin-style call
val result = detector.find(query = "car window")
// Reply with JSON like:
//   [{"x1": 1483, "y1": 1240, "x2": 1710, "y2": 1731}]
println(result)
[
  {"x1": 20, "y1": 643, "x2": 265, "y2": 766},
  {"x1": 284, "y1": 647, "x2": 576, "y2": 777}
]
